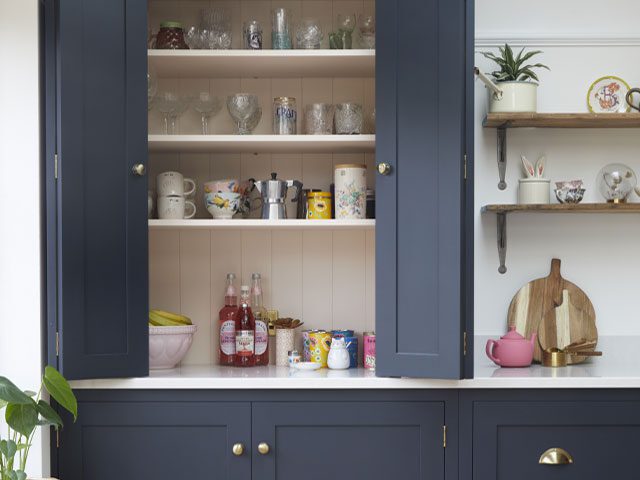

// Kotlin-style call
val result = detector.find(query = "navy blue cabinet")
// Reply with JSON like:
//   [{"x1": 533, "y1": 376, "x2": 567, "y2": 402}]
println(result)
[
  {"x1": 45, "y1": 0, "x2": 148, "y2": 379},
  {"x1": 375, "y1": 0, "x2": 473, "y2": 379},
  {"x1": 252, "y1": 401, "x2": 445, "y2": 480}
]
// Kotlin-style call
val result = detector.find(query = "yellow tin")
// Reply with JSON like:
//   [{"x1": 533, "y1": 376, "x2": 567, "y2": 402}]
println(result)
[
  {"x1": 308, "y1": 331, "x2": 332, "y2": 367},
  {"x1": 307, "y1": 192, "x2": 332, "y2": 220}
]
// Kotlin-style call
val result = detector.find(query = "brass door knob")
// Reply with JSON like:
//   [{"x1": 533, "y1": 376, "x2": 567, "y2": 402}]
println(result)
[
  {"x1": 539, "y1": 447, "x2": 573, "y2": 465},
  {"x1": 232, "y1": 443, "x2": 245, "y2": 456},
  {"x1": 377, "y1": 163, "x2": 392, "y2": 175},
  {"x1": 131, "y1": 163, "x2": 146, "y2": 176},
  {"x1": 257, "y1": 442, "x2": 270, "y2": 455}
]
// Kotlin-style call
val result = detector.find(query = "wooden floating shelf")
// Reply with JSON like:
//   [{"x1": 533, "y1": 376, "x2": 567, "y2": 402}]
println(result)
[
  {"x1": 482, "y1": 203, "x2": 640, "y2": 214},
  {"x1": 484, "y1": 112, "x2": 640, "y2": 129},
  {"x1": 148, "y1": 134, "x2": 375, "y2": 154},
  {"x1": 148, "y1": 50, "x2": 375, "y2": 78},
  {"x1": 149, "y1": 219, "x2": 375, "y2": 230}
]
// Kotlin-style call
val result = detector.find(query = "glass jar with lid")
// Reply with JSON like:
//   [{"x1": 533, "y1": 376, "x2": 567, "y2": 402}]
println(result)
[{"x1": 273, "y1": 97, "x2": 297, "y2": 135}]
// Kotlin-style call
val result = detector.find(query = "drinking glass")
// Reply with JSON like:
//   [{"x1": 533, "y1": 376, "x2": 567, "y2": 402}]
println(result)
[
  {"x1": 358, "y1": 15, "x2": 375, "y2": 49},
  {"x1": 155, "y1": 92, "x2": 189, "y2": 134},
  {"x1": 147, "y1": 63, "x2": 158, "y2": 110},
  {"x1": 227, "y1": 94, "x2": 262, "y2": 135},
  {"x1": 304, "y1": 103, "x2": 334, "y2": 134},
  {"x1": 272, "y1": 8, "x2": 292, "y2": 49},
  {"x1": 185, "y1": 25, "x2": 201, "y2": 49},
  {"x1": 334, "y1": 103, "x2": 363, "y2": 134},
  {"x1": 200, "y1": 8, "x2": 232, "y2": 49},
  {"x1": 333, "y1": 13, "x2": 356, "y2": 49},
  {"x1": 296, "y1": 18, "x2": 323, "y2": 49},
  {"x1": 193, "y1": 92, "x2": 222, "y2": 135}
]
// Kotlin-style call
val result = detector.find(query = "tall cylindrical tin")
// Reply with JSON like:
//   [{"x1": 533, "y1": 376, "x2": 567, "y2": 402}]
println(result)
[
  {"x1": 273, "y1": 97, "x2": 297, "y2": 135},
  {"x1": 334, "y1": 163, "x2": 367, "y2": 219},
  {"x1": 308, "y1": 331, "x2": 332, "y2": 368},
  {"x1": 363, "y1": 332, "x2": 376, "y2": 370},
  {"x1": 302, "y1": 329, "x2": 319, "y2": 361}
]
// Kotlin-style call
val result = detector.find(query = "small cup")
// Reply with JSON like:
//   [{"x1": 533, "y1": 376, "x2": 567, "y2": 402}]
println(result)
[
  {"x1": 518, "y1": 178, "x2": 550, "y2": 205},
  {"x1": 204, "y1": 179, "x2": 240, "y2": 194},
  {"x1": 158, "y1": 196, "x2": 196, "y2": 219},
  {"x1": 205, "y1": 191, "x2": 241, "y2": 219},
  {"x1": 157, "y1": 171, "x2": 196, "y2": 197}
]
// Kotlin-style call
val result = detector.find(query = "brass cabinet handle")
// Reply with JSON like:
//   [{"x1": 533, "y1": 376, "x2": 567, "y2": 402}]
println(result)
[
  {"x1": 131, "y1": 163, "x2": 146, "y2": 176},
  {"x1": 232, "y1": 443, "x2": 245, "y2": 456},
  {"x1": 257, "y1": 442, "x2": 270, "y2": 455},
  {"x1": 377, "y1": 163, "x2": 392, "y2": 175},
  {"x1": 539, "y1": 447, "x2": 573, "y2": 465}
]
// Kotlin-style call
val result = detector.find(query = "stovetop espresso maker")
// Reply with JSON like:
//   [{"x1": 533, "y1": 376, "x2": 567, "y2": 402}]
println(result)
[{"x1": 254, "y1": 172, "x2": 303, "y2": 220}]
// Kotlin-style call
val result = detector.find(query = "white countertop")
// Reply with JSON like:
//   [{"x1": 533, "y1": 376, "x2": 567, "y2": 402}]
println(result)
[{"x1": 69, "y1": 336, "x2": 640, "y2": 390}]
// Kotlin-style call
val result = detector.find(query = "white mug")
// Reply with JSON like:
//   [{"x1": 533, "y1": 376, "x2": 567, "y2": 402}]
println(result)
[
  {"x1": 157, "y1": 196, "x2": 196, "y2": 219},
  {"x1": 157, "y1": 171, "x2": 196, "y2": 197}
]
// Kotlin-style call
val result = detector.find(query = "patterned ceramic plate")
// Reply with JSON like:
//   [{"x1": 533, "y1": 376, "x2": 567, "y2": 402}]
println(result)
[{"x1": 587, "y1": 76, "x2": 631, "y2": 113}]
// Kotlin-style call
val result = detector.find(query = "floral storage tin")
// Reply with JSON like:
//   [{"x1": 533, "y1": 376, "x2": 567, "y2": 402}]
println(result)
[
  {"x1": 307, "y1": 191, "x2": 332, "y2": 219},
  {"x1": 334, "y1": 164, "x2": 367, "y2": 219}
]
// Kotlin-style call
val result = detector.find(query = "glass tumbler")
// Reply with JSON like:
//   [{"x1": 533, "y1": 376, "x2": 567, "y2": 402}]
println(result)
[
  {"x1": 296, "y1": 18, "x2": 323, "y2": 49},
  {"x1": 304, "y1": 103, "x2": 334, "y2": 134},
  {"x1": 334, "y1": 103, "x2": 363, "y2": 134},
  {"x1": 272, "y1": 8, "x2": 292, "y2": 49}
]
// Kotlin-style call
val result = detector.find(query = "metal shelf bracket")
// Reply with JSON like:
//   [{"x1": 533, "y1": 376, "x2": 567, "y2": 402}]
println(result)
[
  {"x1": 497, "y1": 127, "x2": 507, "y2": 190},
  {"x1": 497, "y1": 212, "x2": 507, "y2": 274}
]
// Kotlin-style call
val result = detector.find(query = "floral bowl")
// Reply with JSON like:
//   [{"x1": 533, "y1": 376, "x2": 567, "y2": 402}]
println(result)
[
  {"x1": 205, "y1": 191, "x2": 241, "y2": 219},
  {"x1": 555, "y1": 188, "x2": 586, "y2": 204},
  {"x1": 149, "y1": 325, "x2": 197, "y2": 370}
]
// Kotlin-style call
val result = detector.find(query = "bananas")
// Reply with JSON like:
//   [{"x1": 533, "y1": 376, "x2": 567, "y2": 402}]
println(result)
[{"x1": 149, "y1": 309, "x2": 192, "y2": 327}]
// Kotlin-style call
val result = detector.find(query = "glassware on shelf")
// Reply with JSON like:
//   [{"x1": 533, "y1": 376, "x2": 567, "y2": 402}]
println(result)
[
  {"x1": 156, "y1": 21, "x2": 189, "y2": 49},
  {"x1": 296, "y1": 18, "x2": 323, "y2": 49},
  {"x1": 330, "y1": 14, "x2": 356, "y2": 49},
  {"x1": 200, "y1": 8, "x2": 232, "y2": 49},
  {"x1": 272, "y1": 8, "x2": 292, "y2": 50},
  {"x1": 185, "y1": 25, "x2": 201, "y2": 49},
  {"x1": 243, "y1": 20, "x2": 263, "y2": 50},
  {"x1": 304, "y1": 103, "x2": 334, "y2": 134},
  {"x1": 358, "y1": 14, "x2": 375, "y2": 49},
  {"x1": 147, "y1": 63, "x2": 158, "y2": 110},
  {"x1": 193, "y1": 92, "x2": 223, "y2": 135},
  {"x1": 334, "y1": 102, "x2": 363, "y2": 134},
  {"x1": 597, "y1": 163, "x2": 637, "y2": 203},
  {"x1": 227, "y1": 94, "x2": 262, "y2": 135},
  {"x1": 273, "y1": 97, "x2": 297, "y2": 135},
  {"x1": 155, "y1": 92, "x2": 190, "y2": 135}
]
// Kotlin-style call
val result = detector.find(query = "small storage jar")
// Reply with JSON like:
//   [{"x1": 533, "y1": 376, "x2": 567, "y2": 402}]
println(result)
[
  {"x1": 518, "y1": 178, "x2": 550, "y2": 204},
  {"x1": 156, "y1": 21, "x2": 189, "y2": 50},
  {"x1": 334, "y1": 163, "x2": 367, "y2": 219}
]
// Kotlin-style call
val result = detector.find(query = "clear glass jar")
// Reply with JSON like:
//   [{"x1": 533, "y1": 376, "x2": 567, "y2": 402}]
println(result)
[{"x1": 273, "y1": 97, "x2": 297, "y2": 135}]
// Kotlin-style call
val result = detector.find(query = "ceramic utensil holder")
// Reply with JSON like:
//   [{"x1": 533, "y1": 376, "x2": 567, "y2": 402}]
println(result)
[
  {"x1": 518, "y1": 178, "x2": 550, "y2": 204},
  {"x1": 275, "y1": 328, "x2": 295, "y2": 366}
]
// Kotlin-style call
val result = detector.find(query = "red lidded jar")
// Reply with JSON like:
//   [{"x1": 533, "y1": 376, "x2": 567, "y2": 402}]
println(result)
[{"x1": 156, "y1": 21, "x2": 189, "y2": 50}]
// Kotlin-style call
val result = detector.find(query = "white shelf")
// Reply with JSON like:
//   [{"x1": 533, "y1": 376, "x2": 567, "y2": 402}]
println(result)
[
  {"x1": 149, "y1": 219, "x2": 375, "y2": 230},
  {"x1": 148, "y1": 49, "x2": 375, "y2": 78},
  {"x1": 148, "y1": 134, "x2": 375, "y2": 153}
]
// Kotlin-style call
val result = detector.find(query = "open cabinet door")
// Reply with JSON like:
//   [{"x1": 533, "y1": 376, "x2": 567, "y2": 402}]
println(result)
[
  {"x1": 47, "y1": 0, "x2": 149, "y2": 379},
  {"x1": 375, "y1": 0, "x2": 473, "y2": 378}
]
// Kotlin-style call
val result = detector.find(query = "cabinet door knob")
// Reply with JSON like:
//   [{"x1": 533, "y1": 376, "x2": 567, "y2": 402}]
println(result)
[
  {"x1": 131, "y1": 163, "x2": 146, "y2": 176},
  {"x1": 257, "y1": 442, "x2": 270, "y2": 455},
  {"x1": 539, "y1": 447, "x2": 573, "y2": 465},
  {"x1": 232, "y1": 443, "x2": 245, "y2": 456},
  {"x1": 377, "y1": 163, "x2": 392, "y2": 175}
]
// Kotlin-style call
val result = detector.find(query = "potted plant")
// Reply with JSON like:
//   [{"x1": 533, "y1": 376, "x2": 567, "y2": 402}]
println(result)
[
  {"x1": 480, "y1": 44, "x2": 550, "y2": 113},
  {"x1": 0, "y1": 366, "x2": 77, "y2": 480}
]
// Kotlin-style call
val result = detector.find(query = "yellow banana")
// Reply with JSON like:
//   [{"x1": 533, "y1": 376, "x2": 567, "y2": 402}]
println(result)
[
  {"x1": 149, "y1": 311, "x2": 186, "y2": 327},
  {"x1": 150, "y1": 309, "x2": 192, "y2": 325}
]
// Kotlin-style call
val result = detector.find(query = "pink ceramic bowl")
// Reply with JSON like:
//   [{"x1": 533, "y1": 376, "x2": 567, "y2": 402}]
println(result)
[{"x1": 149, "y1": 325, "x2": 197, "y2": 369}]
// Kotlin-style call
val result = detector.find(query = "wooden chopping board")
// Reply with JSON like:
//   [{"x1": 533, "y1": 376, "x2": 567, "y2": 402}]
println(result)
[
  {"x1": 538, "y1": 289, "x2": 598, "y2": 364},
  {"x1": 507, "y1": 258, "x2": 597, "y2": 362}
]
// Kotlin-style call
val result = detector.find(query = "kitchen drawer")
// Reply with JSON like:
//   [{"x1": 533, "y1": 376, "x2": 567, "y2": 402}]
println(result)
[{"x1": 472, "y1": 400, "x2": 640, "y2": 479}]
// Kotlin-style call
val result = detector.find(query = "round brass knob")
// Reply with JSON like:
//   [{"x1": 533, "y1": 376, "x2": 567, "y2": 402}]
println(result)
[
  {"x1": 232, "y1": 443, "x2": 244, "y2": 456},
  {"x1": 377, "y1": 163, "x2": 392, "y2": 175},
  {"x1": 257, "y1": 442, "x2": 270, "y2": 455},
  {"x1": 131, "y1": 163, "x2": 146, "y2": 176}
]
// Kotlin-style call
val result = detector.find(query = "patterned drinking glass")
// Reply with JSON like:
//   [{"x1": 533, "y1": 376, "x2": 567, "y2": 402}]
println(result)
[
  {"x1": 193, "y1": 92, "x2": 222, "y2": 134},
  {"x1": 304, "y1": 103, "x2": 334, "y2": 134},
  {"x1": 334, "y1": 103, "x2": 363, "y2": 134},
  {"x1": 227, "y1": 94, "x2": 262, "y2": 134}
]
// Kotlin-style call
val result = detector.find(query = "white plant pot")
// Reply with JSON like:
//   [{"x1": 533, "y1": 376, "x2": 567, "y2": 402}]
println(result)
[
  {"x1": 518, "y1": 178, "x2": 550, "y2": 204},
  {"x1": 489, "y1": 81, "x2": 538, "y2": 113}
]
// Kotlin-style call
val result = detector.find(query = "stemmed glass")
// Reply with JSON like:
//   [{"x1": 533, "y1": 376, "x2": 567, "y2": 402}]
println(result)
[
  {"x1": 227, "y1": 94, "x2": 262, "y2": 135},
  {"x1": 337, "y1": 14, "x2": 356, "y2": 49},
  {"x1": 147, "y1": 63, "x2": 158, "y2": 110},
  {"x1": 193, "y1": 92, "x2": 222, "y2": 135},
  {"x1": 358, "y1": 15, "x2": 375, "y2": 49},
  {"x1": 154, "y1": 92, "x2": 190, "y2": 135}
]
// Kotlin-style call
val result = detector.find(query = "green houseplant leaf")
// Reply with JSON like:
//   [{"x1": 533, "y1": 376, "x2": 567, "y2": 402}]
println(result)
[
  {"x1": 481, "y1": 43, "x2": 549, "y2": 82},
  {"x1": 0, "y1": 439, "x2": 17, "y2": 461},
  {"x1": 5, "y1": 403, "x2": 38, "y2": 438},
  {"x1": 43, "y1": 366, "x2": 77, "y2": 420},
  {"x1": 0, "y1": 378, "x2": 33, "y2": 405},
  {"x1": 36, "y1": 400, "x2": 63, "y2": 429}
]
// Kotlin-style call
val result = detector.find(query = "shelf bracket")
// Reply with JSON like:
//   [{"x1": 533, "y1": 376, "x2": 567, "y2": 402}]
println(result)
[
  {"x1": 497, "y1": 212, "x2": 507, "y2": 274},
  {"x1": 497, "y1": 127, "x2": 507, "y2": 190}
]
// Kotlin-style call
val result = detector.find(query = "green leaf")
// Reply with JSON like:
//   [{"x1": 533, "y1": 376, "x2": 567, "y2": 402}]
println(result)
[
  {"x1": 0, "y1": 378, "x2": 32, "y2": 405},
  {"x1": 6, "y1": 471, "x2": 17, "y2": 480},
  {"x1": 5, "y1": 403, "x2": 38, "y2": 437},
  {"x1": 22, "y1": 391, "x2": 36, "y2": 398},
  {"x1": 43, "y1": 366, "x2": 77, "y2": 421},
  {"x1": 15, "y1": 471, "x2": 26, "y2": 480},
  {"x1": 0, "y1": 439, "x2": 17, "y2": 461},
  {"x1": 36, "y1": 400, "x2": 63, "y2": 429}
]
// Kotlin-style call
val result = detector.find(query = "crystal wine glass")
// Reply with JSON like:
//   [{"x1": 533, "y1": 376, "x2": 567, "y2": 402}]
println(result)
[
  {"x1": 227, "y1": 94, "x2": 262, "y2": 135},
  {"x1": 358, "y1": 14, "x2": 375, "y2": 49},
  {"x1": 193, "y1": 92, "x2": 222, "y2": 135},
  {"x1": 155, "y1": 92, "x2": 189, "y2": 135}
]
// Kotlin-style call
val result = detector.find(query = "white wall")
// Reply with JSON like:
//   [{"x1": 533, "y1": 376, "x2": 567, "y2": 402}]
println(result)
[
  {"x1": 0, "y1": 0, "x2": 47, "y2": 475},
  {"x1": 475, "y1": 0, "x2": 640, "y2": 335}
]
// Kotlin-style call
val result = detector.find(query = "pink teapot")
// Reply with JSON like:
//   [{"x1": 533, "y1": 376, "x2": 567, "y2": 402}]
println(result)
[{"x1": 485, "y1": 326, "x2": 536, "y2": 367}]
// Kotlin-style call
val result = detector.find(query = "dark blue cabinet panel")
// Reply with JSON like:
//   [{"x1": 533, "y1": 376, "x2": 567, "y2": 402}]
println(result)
[
  {"x1": 53, "y1": 0, "x2": 148, "y2": 378},
  {"x1": 59, "y1": 401, "x2": 251, "y2": 480},
  {"x1": 375, "y1": 0, "x2": 472, "y2": 378},
  {"x1": 252, "y1": 401, "x2": 445, "y2": 480}
]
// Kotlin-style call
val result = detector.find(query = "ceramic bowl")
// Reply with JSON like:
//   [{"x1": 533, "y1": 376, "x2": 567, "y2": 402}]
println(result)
[
  {"x1": 149, "y1": 325, "x2": 197, "y2": 369},
  {"x1": 204, "y1": 179, "x2": 239, "y2": 194},
  {"x1": 555, "y1": 188, "x2": 586, "y2": 204},
  {"x1": 205, "y1": 191, "x2": 241, "y2": 219}
]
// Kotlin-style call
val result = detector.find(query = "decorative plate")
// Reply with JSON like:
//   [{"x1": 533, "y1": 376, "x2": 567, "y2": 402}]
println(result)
[
  {"x1": 293, "y1": 362, "x2": 322, "y2": 371},
  {"x1": 587, "y1": 76, "x2": 631, "y2": 113}
]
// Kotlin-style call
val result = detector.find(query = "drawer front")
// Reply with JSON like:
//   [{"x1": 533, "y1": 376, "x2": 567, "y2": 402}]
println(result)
[{"x1": 474, "y1": 401, "x2": 640, "y2": 479}]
